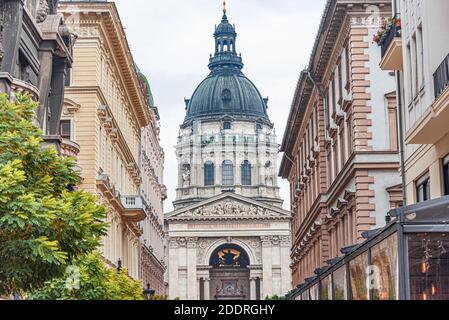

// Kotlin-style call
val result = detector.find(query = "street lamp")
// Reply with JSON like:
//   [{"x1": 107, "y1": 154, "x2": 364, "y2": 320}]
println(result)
[
  {"x1": 117, "y1": 258, "x2": 122, "y2": 272},
  {"x1": 143, "y1": 283, "x2": 155, "y2": 300}
]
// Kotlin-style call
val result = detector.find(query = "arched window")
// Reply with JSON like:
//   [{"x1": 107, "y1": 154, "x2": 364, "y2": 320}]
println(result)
[
  {"x1": 222, "y1": 160, "x2": 234, "y2": 186},
  {"x1": 209, "y1": 244, "x2": 250, "y2": 268},
  {"x1": 241, "y1": 161, "x2": 252, "y2": 186},
  {"x1": 204, "y1": 161, "x2": 215, "y2": 186}
]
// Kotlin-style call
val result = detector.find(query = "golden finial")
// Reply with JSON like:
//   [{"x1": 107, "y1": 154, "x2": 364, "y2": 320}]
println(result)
[{"x1": 223, "y1": 0, "x2": 227, "y2": 15}]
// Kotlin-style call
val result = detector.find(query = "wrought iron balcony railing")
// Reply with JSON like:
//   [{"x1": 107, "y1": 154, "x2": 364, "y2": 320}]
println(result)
[
  {"x1": 434, "y1": 54, "x2": 449, "y2": 99},
  {"x1": 380, "y1": 22, "x2": 401, "y2": 58}
]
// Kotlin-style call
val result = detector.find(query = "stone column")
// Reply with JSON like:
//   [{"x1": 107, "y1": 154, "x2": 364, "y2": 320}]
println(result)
[
  {"x1": 47, "y1": 57, "x2": 68, "y2": 135},
  {"x1": 261, "y1": 236, "x2": 273, "y2": 298},
  {"x1": 197, "y1": 278, "x2": 201, "y2": 300},
  {"x1": 168, "y1": 238, "x2": 179, "y2": 299},
  {"x1": 250, "y1": 278, "x2": 257, "y2": 300},
  {"x1": 204, "y1": 278, "x2": 210, "y2": 300},
  {"x1": 280, "y1": 236, "x2": 292, "y2": 295},
  {"x1": 187, "y1": 237, "x2": 198, "y2": 300},
  {"x1": 37, "y1": 48, "x2": 54, "y2": 129}
]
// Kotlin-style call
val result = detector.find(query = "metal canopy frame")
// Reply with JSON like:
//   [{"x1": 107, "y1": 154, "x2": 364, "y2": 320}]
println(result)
[{"x1": 288, "y1": 196, "x2": 449, "y2": 301}]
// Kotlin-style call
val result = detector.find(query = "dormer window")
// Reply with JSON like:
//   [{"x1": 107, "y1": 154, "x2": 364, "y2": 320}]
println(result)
[{"x1": 223, "y1": 121, "x2": 231, "y2": 130}]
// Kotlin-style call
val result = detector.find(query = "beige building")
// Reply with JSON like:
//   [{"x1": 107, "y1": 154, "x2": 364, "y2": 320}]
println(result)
[
  {"x1": 279, "y1": 0, "x2": 402, "y2": 286},
  {"x1": 136, "y1": 69, "x2": 167, "y2": 295},
  {"x1": 379, "y1": 0, "x2": 449, "y2": 204},
  {"x1": 59, "y1": 1, "x2": 155, "y2": 280}
]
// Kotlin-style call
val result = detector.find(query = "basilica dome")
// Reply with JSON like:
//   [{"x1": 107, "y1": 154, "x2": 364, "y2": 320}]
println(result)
[
  {"x1": 182, "y1": 12, "x2": 271, "y2": 127},
  {"x1": 184, "y1": 71, "x2": 270, "y2": 125}
]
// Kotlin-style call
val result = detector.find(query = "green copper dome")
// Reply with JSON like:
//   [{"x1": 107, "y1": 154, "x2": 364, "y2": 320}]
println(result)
[
  {"x1": 135, "y1": 65, "x2": 155, "y2": 107},
  {"x1": 182, "y1": 11, "x2": 270, "y2": 127}
]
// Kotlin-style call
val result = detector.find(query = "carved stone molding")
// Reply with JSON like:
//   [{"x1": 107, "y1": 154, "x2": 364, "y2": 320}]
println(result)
[
  {"x1": 260, "y1": 235, "x2": 290, "y2": 247},
  {"x1": 169, "y1": 238, "x2": 179, "y2": 249},
  {"x1": 187, "y1": 237, "x2": 198, "y2": 248},
  {"x1": 261, "y1": 236, "x2": 273, "y2": 248},
  {"x1": 177, "y1": 199, "x2": 275, "y2": 219}
]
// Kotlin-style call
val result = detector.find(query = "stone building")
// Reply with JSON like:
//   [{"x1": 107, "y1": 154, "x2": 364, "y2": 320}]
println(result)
[
  {"x1": 279, "y1": 0, "x2": 402, "y2": 286},
  {"x1": 58, "y1": 1, "x2": 162, "y2": 281},
  {"x1": 136, "y1": 69, "x2": 167, "y2": 295},
  {"x1": 166, "y1": 6, "x2": 291, "y2": 300},
  {"x1": 0, "y1": 0, "x2": 74, "y2": 152},
  {"x1": 379, "y1": 0, "x2": 449, "y2": 205}
]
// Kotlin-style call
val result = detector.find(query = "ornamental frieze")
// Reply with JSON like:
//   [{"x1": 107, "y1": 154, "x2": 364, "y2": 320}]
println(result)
[{"x1": 177, "y1": 199, "x2": 274, "y2": 219}]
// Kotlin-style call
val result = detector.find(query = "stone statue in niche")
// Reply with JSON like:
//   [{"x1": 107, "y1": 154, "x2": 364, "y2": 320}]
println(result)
[
  {"x1": 265, "y1": 175, "x2": 274, "y2": 186},
  {"x1": 182, "y1": 164, "x2": 191, "y2": 187}
]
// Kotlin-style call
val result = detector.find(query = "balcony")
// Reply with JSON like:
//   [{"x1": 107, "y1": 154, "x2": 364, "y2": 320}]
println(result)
[
  {"x1": 378, "y1": 19, "x2": 403, "y2": 71},
  {"x1": 120, "y1": 195, "x2": 147, "y2": 222},
  {"x1": 60, "y1": 138, "x2": 81, "y2": 158},
  {"x1": 434, "y1": 54, "x2": 449, "y2": 99},
  {"x1": 406, "y1": 54, "x2": 449, "y2": 145}
]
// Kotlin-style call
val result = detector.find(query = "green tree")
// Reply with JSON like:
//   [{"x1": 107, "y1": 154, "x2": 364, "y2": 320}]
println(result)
[
  {"x1": 0, "y1": 93, "x2": 108, "y2": 296},
  {"x1": 266, "y1": 295, "x2": 287, "y2": 300},
  {"x1": 28, "y1": 253, "x2": 144, "y2": 300}
]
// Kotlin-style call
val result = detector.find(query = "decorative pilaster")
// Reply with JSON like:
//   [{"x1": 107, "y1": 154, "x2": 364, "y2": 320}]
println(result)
[
  {"x1": 280, "y1": 236, "x2": 292, "y2": 295},
  {"x1": 168, "y1": 238, "x2": 179, "y2": 299},
  {"x1": 204, "y1": 277, "x2": 210, "y2": 300},
  {"x1": 261, "y1": 236, "x2": 273, "y2": 298},
  {"x1": 250, "y1": 278, "x2": 257, "y2": 300},
  {"x1": 187, "y1": 237, "x2": 198, "y2": 300}
]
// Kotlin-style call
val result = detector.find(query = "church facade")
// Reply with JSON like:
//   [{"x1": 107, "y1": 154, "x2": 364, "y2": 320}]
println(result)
[{"x1": 166, "y1": 6, "x2": 291, "y2": 300}]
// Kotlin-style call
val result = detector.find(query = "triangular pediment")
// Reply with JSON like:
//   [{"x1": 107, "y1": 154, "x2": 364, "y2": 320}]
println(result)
[{"x1": 166, "y1": 193, "x2": 290, "y2": 221}]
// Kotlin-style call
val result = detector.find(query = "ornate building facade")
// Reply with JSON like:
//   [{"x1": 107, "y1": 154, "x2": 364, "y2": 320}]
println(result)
[
  {"x1": 0, "y1": 0, "x2": 74, "y2": 152},
  {"x1": 379, "y1": 0, "x2": 449, "y2": 205},
  {"x1": 279, "y1": 0, "x2": 403, "y2": 286},
  {"x1": 136, "y1": 69, "x2": 167, "y2": 295},
  {"x1": 59, "y1": 1, "x2": 165, "y2": 285},
  {"x1": 166, "y1": 6, "x2": 291, "y2": 300}
]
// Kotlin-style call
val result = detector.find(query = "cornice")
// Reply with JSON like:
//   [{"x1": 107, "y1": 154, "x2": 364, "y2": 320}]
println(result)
[{"x1": 60, "y1": 3, "x2": 151, "y2": 128}]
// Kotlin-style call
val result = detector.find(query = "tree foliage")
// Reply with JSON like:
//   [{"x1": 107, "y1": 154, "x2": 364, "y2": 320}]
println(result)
[
  {"x1": 265, "y1": 295, "x2": 287, "y2": 300},
  {"x1": 0, "y1": 94, "x2": 108, "y2": 296},
  {"x1": 28, "y1": 253, "x2": 144, "y2": 300}
]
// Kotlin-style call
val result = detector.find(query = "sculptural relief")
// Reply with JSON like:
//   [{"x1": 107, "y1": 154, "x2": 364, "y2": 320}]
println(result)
[
  {"x1": 36, "y1": 0, "x2": 50, "y2": 23},
  {"x1": 178, "y1": 199, "x2": 273, "y2": 219}
]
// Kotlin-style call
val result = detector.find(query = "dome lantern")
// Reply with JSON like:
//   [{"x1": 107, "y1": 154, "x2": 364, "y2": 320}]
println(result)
[{"x1": 182, "y1": 4, "x2": 271, "y2": 128}]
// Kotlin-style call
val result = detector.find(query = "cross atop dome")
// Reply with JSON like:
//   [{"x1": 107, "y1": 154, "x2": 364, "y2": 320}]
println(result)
[{"x1": 223, "y1": 0, "x2": 227, "y2": 16}]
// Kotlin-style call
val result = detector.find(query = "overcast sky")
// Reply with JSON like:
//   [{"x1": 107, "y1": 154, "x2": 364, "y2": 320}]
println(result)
[{"x1": 113, "y1": 0, "x2": 327, "y2": 212}]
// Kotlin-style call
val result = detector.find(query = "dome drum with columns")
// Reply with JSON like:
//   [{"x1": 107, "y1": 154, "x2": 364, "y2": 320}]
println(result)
[{"x1": 166, "y1": 3, "x2": 291, "y2": 300}]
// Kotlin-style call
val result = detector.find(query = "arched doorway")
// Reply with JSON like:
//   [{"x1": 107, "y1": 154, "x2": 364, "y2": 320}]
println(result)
[{"x1": 208, "y1": 244, "x2": 251, "y2": 300}]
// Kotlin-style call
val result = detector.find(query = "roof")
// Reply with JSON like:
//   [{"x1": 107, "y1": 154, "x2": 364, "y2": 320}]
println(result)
[
  {"x1": 182, "y1": 10, "x2": 271, "y2": 127},
  {"x1": 183, "y1": 71, "x2": 271, "y2": 127},
  {"x1": 166, "y1": 192, "x2": 290, "y2": 221}
]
